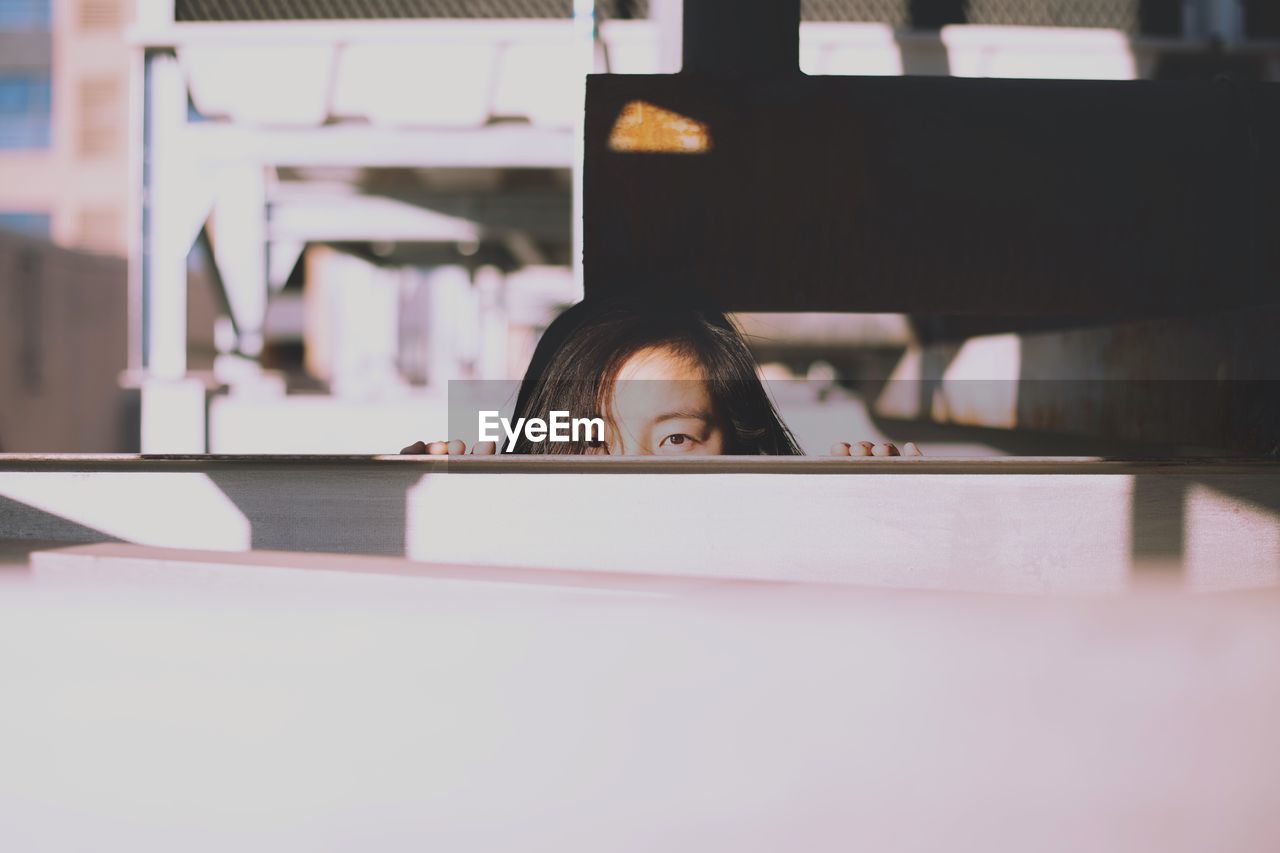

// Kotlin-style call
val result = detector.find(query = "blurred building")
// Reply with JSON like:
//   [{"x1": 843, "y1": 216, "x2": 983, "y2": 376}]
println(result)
[
  {"x1": 0, "y1": 0, "x2": 134, "y2": 453},
  {"x1": 0, "y1": 230, "x2": 131, "y2": 452},
  {"x1": 0, "y1": 0, "x2": 132, "y2": 254},
  {"x1": 3, "y1": 0, "x2": 1279, "y2": 452}
]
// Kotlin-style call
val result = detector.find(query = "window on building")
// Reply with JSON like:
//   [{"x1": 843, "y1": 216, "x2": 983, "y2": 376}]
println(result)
[
  {"x1": 0, "y1": 0, "x2": 52, "y2": 30},
  {"x1": 80, "y1": 0, "x2": 123, "y2": 30},
  {"x1": 79, "y1": 76, "x2": 120, "y2": 156},
  {"x1": 77, "y1": 207, "x2": 120, "y2": 252},
  {"x1": 0, "y1": 72, "x2": 52, "y2": 149},
  {"x1": 0, "y1": 211, "x2": 52, "y2": 239}
]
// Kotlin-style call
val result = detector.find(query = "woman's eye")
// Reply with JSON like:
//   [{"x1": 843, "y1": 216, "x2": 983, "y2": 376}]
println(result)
[{"x1": 659, "y1": 433, "x2": 699, "y2": 452}]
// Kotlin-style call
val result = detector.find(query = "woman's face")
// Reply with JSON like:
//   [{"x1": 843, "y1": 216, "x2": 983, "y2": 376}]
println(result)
[{"x1": 604, "y1": 346, "x2": 726, "y2": 456}]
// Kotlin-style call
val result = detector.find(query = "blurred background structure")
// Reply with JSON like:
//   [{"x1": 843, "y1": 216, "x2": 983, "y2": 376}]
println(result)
[{"x1": 1, "y1": 0, "x2": 1279, "y2": 453}]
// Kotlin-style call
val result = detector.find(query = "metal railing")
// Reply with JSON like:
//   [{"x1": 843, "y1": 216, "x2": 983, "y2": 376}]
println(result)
[
  {"x1": 166, "y1": 0, "x2": 1280, "y2": 39},
  {"x1": 175, "y1": 0, "x2": 576, "y2": 20},
  {"x1": 802, "y1": 1, "x2": 1148, "y2": 32}
]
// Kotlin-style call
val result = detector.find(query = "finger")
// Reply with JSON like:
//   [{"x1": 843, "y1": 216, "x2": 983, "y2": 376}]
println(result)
[
  {"x1": 446, "y1": 440, "x2": 466, "y2": 456},
  {"x1": 872, "y1": 442, "x2": 900, "y2": 457},
  {"x1": 425, "y1": 441, "x2": 449, "y2": 455},
  {"x1": 399, "y1": 440, "x2": 428, "y2": 455},
  {"x1": 471, "y1": 441, "x2": 498, "y2": 455},
  {"x1": 850, "y1": 441, "x2": 874, "y2": 457},
  {"x1": 903, "y1": 441, "x2": 923, "y2": 457},
  {"x1": 829, "y1": 442, "x2": 852, "y2": 456}
]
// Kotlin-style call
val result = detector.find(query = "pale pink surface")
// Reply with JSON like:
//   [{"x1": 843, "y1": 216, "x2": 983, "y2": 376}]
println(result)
[{"x1": 1, "y1": 558, "x2": 1278, "y2": 852}]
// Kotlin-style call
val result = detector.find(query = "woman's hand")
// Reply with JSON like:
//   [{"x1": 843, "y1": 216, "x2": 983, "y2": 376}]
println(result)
[
  {"x1": 398, "y1": 438, "x2": 920, "y2": 457},
  {"x1": 398, "y1": 440, "x2": 498, "y2": 456},
  {"x1": 829, "y1": 441, "x2": 922, "y2": 457}
]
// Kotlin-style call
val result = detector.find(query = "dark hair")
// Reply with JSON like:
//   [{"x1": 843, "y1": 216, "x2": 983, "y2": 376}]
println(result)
[{"x1": 508, "y1": 299, "x2": 801, "y2": 455}]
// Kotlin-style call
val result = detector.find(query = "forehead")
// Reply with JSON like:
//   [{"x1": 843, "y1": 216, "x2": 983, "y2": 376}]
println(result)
[
  {"x1": 615, "y1": 345, "x2": 704, "y2": 382},
  {"x1": 610, "y1": 346, "x2": 712, "y2": 420}
]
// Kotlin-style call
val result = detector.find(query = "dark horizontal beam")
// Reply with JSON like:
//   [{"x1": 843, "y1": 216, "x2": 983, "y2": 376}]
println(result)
[
  {"x1": 584, "y1": 73, "x2": 1280, "y2": 315},
  {"x1": 682, "y1": 0, "x2": 800, "y2": 78}
]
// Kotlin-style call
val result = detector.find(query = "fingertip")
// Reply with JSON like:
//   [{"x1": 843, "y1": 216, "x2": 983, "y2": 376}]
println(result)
[
  {"x1": 426, "y1": 441, "x2": 449, "y2": 455},
  {"x1": 830, "y1": 442, "x2": 852, "y2": 457},
  {"x1": 472, "y1": 441, "x2": 497, "y2": 456},
  {"x1": 399, "y1": 440, "x2": 427, "y2": 455},
  {"x1": 851, "y1": 441, "x2": 874, "y2": 457},
  {"x1": 446, "y1": 440, "x2": 466, "y2": 456},
  {"x1": 904, "y1": 441, "x2": 923, "y2": 457},
  {"x1": 872, "y1": 442, "x2": 900, "y2": 457}
]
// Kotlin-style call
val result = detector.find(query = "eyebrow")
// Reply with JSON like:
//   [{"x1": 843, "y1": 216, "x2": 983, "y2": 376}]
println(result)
[{"x1": 652, "y1": 410, "x2": 713, "y2": 425}]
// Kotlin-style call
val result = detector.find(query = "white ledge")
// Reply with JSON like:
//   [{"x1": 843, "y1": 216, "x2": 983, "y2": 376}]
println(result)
[
  {"x1": 2, "y1": 454, "x2": 1277, "y2": 594},
  {"x1": 1, "y1": 453, "x2": 1275, "y2": 474}
]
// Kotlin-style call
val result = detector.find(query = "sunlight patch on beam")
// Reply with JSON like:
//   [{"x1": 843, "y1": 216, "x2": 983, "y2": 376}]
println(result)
[{"x1": 608, "y1": 101, "x2": 712, "y2": 155}]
